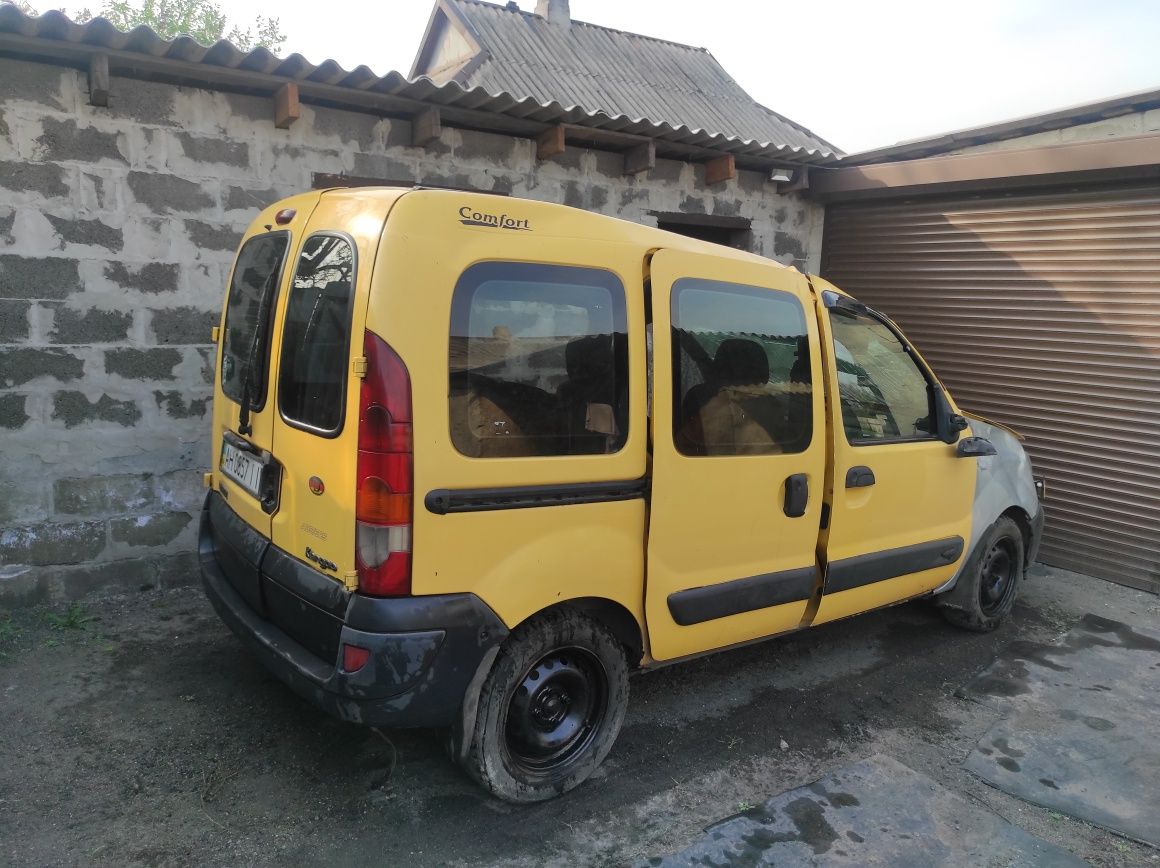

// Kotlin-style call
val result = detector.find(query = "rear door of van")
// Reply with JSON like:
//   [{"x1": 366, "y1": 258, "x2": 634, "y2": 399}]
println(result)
[
  {"x1": 212, "y1": 195, "x2": 318, "y2": 546},
  {"x1": 266, "y1": 193, "x2": 387, "y2": 603}
]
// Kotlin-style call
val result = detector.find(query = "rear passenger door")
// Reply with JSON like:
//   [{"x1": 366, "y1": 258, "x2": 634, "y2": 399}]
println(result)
[
  {"x1": 268, "y1": 199, "x2": 382, "y2": 590},
  {"x1": 645, "y1": 249, "x2": 827, "y2": 661}
]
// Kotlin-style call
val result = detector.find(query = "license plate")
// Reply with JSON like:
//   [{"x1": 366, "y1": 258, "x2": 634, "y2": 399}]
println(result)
[{"x1": 220, "y1": 441, "x2": 265, "y2": 498}]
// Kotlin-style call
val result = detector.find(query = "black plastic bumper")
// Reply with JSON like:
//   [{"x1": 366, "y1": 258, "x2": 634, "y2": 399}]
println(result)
[
  {"x1": 199, "y1": 490, "x2": 507, "y2": 728},
  {"x1": 1027, "y1": 505, "x2": 1045, "y2": 567}
]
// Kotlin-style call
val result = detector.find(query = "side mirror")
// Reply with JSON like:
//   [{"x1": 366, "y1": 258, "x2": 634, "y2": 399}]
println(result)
[{"x1": 932, "y1": 387, "x2": 968, "y2": 444}]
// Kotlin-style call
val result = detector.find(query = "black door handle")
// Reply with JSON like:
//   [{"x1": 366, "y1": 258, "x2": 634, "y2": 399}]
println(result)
[
  {"x1": 846, "y1": 466, "x2": 875, "y2": 488},
  {"x1": 784, "y1": 473, "x2": 808, "y2": 518}
]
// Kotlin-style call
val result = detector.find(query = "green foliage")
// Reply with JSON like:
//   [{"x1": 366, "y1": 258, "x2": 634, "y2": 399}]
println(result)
[
  {"x1": 44, "y1": 603, "x2": 93, "y2": 631},
  {"x1": 12, "y1": 0, "x2": 285, "y2": 51}
]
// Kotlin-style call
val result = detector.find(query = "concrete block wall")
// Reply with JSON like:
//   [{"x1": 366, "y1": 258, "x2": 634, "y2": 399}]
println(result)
[{"x1": 0, "y1": 54, "x2": 824, "y2": 604}]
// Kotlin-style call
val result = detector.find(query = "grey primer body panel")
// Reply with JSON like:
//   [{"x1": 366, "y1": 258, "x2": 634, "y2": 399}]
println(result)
[{"x1": 934, "y1": 417, "x2": 1042, "y2": 595}]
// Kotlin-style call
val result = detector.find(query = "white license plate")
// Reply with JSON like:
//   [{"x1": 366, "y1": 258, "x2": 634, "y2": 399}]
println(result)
[{"x1": 220, "y1": 441, "x2": 265, "y2": 498}]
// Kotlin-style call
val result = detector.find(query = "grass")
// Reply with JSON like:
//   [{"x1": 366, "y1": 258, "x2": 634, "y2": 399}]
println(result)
[{"x1": 44, "y1": 604, "x2": 93, "y2": 631}]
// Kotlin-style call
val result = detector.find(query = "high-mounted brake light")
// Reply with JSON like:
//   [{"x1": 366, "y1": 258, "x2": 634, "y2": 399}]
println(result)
[
  {"x1": 274, "y1": 208, "x2": 296, "y2": 225},
  {"x1": 355, "y1": 331, "x2": 413, "y2": 597}
]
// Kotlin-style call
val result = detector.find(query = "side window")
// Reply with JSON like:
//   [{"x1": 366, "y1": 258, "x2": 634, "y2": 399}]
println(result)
[
  {"x1": 672, "y1": 278, "x2": 812, "y2": 456},
  {"x1": 221, "y1": 232, "x2": 290, "y2": 409},
  {"x1": 278, "y1": 234, "x2": 356, "y2": 435},
  {"x1": 449, "y1": 262, "x2": 628, "y2": 458},
  {"x1": 829, "y1": 308, "x2": 934, "y2": 443}
]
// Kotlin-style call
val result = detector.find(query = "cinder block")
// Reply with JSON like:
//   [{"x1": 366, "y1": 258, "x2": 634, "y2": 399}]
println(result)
[
  {"x1": 456, "y1": 127, "x2": 517, "y2": 163},
  {"x1": 0, "y1": 58, "x2": 73, "y2": 110},
  {"x1": 104, "y1": 261, "x2": 180, "y2": 294},
  {"x1": 0, "y1": 393, "x2": 30, "y2": 429},
  {"x1": 51, "y1": 390, "x2": 141, "y2": 428},
  {"x1": 0, "y1": 346, "x2": 84, "y2": 387},
  {"x1": 60, "y1": 557, "x2": 159, "y2": 598},
  {"x1": 53, "y1": 473, "x2": 154, "y2": 517},
  {"x1": 0, "y1": 160, "x2": 71, "y2": 198},
  {"x1": 185, "y1": 220, "x2": 241, "y2": 253},
  {"x1": 173, "y1": 131, "x2": 249, "y2": 168},
  {"x1": 155, "y1": 469, "x2": 207, "y2": 512},
  {"x1": 0, "y1": 299, "x2": 31, "y2": 341},
  {"x1": 105, "y1": 347, "x2": 182, "y2": 380},
  {"x1": 109, "y1": 511, "x2": 192, "y2": 548},
  {"x1": 150, "y1": 306, "x2": 217, "y2": 345},
  {"x1": 0, "y1": 255, "x2": 83, "y2": 300},
  {"x1": 45, "y1": 213, "x2": 124, "y2": 252},
  {"x1": 50, "y1": 306, "x2": 132, "y2": 344},
  {"x1": 36, "y1": 117, "x2": 126, "y2": 164},
  {"x1": 126, "y1": 171, "x2": 215, "y2": 214},
  {"x1": 153, "y1": 390, "x2": 209, "y2": 419},
  {"x1": 224, "y1": 185, "x2": 282, "y2": 213},
  {"x1": 0, "y1": 519, "x2": 107, "y2": 566}
]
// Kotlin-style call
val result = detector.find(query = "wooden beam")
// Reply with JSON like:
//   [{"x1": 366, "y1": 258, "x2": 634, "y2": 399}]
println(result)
[
  {"x1": 274, "y1": 82, "x2": 299, "y2": 129},
  {"x1": 704, "y1": 154, "x2": 736, "y2": 186},
  {"x1": 536, "y1": 124, "x2": 566, "y2": 160},
  {"x1": 411, "y1": 107, "x2": 442, "y2": 148},
  {"x1": 88, "y1": 53, "x2": 109, "y2": 107},
  {"x1": 624, "y1": 141, "x2": 655, "y2": 175}
]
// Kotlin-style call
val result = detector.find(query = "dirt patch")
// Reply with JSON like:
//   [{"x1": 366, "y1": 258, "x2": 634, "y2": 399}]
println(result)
[{"x1": 1, "y1": 567, "x2": 1157, "y2": 867}]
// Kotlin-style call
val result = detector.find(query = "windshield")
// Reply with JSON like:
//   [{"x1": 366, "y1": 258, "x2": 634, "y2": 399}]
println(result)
[{"x1": 220, "y1": 233, "x2": 290, "y2": 409}]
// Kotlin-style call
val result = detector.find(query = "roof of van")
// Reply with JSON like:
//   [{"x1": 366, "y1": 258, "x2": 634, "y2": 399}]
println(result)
[{"x1": 321, "y1": 186, "x2": 793, "y2": 271}]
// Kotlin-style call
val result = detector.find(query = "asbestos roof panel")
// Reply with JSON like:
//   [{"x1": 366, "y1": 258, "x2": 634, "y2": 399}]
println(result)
[
  {"x1": 0, "y1": 4, "x2": 838, "y2": 165},
  {"x1": 446, "y1": 0, "x2": 840, "y2": 157}
]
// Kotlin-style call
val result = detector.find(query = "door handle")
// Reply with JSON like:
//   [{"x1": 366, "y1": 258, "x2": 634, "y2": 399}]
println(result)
[
  {"x1": 846, "y1": 466, "x2": 875, "y2": 488},
  {"x1": 783, "y1": 473, "x2": 808, "y2": 518}
]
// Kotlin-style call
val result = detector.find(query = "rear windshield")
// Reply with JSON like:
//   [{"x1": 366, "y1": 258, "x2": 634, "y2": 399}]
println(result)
[
  {"x1": 277, "y1": 233, "x2": 357, "y2": 435},
  {"x1": 220, "y1": 232, "x2": 290, "y2": 409}
]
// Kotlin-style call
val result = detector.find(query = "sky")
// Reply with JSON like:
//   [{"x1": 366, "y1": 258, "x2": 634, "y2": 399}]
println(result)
[{"x1": 177, "y1": 1, "x2": 1160, "y2": 153}]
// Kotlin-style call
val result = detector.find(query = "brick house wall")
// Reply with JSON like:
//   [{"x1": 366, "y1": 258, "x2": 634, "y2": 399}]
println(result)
[{"x1": 0, "y1": 54, "x2": 824, "y2": 603}]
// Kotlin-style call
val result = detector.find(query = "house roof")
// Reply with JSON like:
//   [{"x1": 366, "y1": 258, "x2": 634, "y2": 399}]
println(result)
[
  {"x1": 0, "y1": 3, "x2": 837, "y2": 167},
  {"x1": 839, "y1": 85, "x2": 1160, "y2": 165},
  {"x1": 411, "y1": 0, "x2": 841, "y2": 159}
]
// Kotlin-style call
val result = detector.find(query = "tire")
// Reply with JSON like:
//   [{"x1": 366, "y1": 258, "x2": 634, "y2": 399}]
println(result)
[
  {"x1": 458, "y1": 608, "x2": 629, "y2": 803},
  {"x1": 938, "y1": 515, "x2": 1025, "y2": 632}
]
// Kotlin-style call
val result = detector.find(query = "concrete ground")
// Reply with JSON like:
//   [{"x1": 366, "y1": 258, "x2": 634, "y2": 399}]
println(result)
[{"x1": 1, "y1": 566, "x2": 1157, "y2": 867}]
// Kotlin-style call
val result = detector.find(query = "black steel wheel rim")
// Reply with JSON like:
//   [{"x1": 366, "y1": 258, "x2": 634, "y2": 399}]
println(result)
[
  {"x1": 503, "y1": 647, "x2": 608, "y2": 778},
  {"x1": 980, "y1": 537, "x2": 1018, "y2": 615}
]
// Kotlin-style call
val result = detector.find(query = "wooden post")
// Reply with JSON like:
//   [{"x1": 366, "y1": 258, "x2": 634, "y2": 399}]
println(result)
[
  {"x1": 536, "y1": 124, "x2": 566, "y2": 160},
  {"x1": 412, "y1": 107, "x2": 442, "y2": 148},
  {"x1": 623, "y1": 141, "x2": 655, "y2": 175},
  {"x1": 704, "y1": 154, "x2": 736, "y2": 186},
  {"x1": 88, "y1": 53, "x2": 110, "y2": 107},
  {"x1": 274, "y1": 83, "x2": 300, "y2": 129}
]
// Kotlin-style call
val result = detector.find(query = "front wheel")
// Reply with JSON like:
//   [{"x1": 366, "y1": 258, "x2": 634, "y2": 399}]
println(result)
[
  {"x1": 939, "y1": 515, "x2": 1025, "y2": 632},
  {"x1": 458, "y1": 608, "x2": 629, "y2": 803}
]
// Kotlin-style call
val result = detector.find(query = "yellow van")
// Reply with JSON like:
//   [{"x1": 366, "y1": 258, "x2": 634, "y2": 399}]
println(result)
[{"x1": 200, "y1": 188, "x2": 1043, "y2": 802}]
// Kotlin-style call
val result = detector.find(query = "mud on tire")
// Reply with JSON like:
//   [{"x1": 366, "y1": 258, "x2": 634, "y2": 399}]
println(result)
[
  {"x1": 938, "y1": 515, "x2": 1025, "y2": 633},
  {"x1": 457, "y1": 608, "x2": 629, "y2": 803}
]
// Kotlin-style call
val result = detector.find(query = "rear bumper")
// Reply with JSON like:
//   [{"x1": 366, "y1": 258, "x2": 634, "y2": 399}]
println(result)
[{"x1": 199, "y1": 490, "x2": 507, "y2": 728}]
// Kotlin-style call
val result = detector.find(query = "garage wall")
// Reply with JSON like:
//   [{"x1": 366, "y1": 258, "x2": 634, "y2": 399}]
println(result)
[
  {"x1": 0, "y1": 55, "x2": 823, "y2": 604},
  {"x1": 822, "y1": 183, "x2": 1160, "y2": 593}
]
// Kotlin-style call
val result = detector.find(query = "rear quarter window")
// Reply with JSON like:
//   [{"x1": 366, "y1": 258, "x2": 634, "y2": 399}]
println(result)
[
  {"x1": 220, "y1": 232, "x2": 290, "y2": 408},
  {"x1": 277, "y1": 233, "x2": 357, "y2": 435},
  {"x1": 448, "y1": 262, "x2": 628, "y2": 458}
]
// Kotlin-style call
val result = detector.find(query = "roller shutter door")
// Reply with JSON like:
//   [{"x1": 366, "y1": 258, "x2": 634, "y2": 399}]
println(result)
[{"x1": 821, "y1": 183, "x2": 1160, "y2": 593}]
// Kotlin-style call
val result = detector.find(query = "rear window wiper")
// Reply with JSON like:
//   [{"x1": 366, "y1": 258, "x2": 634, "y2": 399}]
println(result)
[{"x1": 237, "y1": 269, "x2": 280, "y2": 436}]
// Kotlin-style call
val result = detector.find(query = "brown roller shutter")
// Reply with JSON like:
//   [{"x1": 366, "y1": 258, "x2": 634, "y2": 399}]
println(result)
[{"x1": 821, "y1": 183, "x2": 1160, "y2": 593}]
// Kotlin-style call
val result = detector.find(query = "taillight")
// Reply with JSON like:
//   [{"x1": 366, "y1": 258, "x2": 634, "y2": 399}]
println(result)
[{"x1": 356, "y1": 330, "x2": 413, "y2": 596}]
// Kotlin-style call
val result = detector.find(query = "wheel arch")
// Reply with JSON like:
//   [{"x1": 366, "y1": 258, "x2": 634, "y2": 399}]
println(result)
[
  {"x1": 518, "y1": 597, "x2": 645, "y2": 667},
  {"x1": 1000, "y1": 504, "x2": 1034, "y2": 569}
]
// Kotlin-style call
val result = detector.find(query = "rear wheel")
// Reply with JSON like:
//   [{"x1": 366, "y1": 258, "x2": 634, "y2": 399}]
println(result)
[
  {"x1": 939, "y1": 515, "x2": 1025, "y2": 632},
  {"x1": 458, "y1": 608, "x2": 629, "y2": 803}
]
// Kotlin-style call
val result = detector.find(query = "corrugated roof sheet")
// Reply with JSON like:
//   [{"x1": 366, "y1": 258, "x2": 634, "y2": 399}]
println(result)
[
  {"x1": 839, "y1": 85, "x2": 1160, "y2": 165},
  {"x1": 0, "y1": 3, "x2": 838, "y2": 166},
  {"x1": 436, "y1": 0, "x2": 840, "y2": 158}
]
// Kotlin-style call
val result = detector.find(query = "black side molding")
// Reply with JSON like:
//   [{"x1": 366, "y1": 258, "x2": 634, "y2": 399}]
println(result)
[
  {"x1": 425, "y1": 478, "x2": 647, "y2": 515},
  {"x1": 824, "y1": 536, "x2": 964, "y2": 595},
  {"x1": 667, "y1": 566, "x2": 818, "y2": 626}
]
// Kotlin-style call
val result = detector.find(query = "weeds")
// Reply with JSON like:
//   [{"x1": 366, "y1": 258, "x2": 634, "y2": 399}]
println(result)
[{"x1": 44, "y1": 604, "x2": 93, "y2": 631}]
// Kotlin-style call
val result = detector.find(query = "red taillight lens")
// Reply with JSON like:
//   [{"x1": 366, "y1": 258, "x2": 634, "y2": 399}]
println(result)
[
  {"x1": 342, "y1": 643, "x2": 371, "y2": 673},
  {"x1": 356, "y1": 331, "x2": 413, "y2": 597}
]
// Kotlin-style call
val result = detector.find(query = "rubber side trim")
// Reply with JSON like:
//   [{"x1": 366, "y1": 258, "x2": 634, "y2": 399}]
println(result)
[
  {"x1": 667, "y1": 566, "x2": 818, "y2": 626},
  {"x1": 425, "y1": 477, "x2": 647, "y2": 515},
  {"x1": 825, "y1": 536, "x2": 965, "y2": 594}
]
